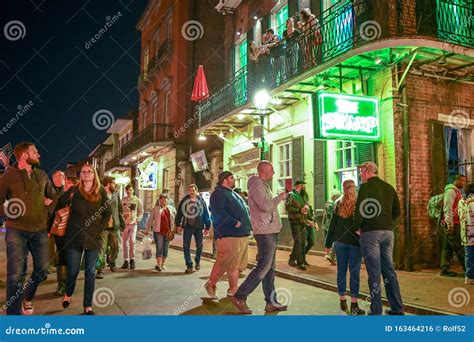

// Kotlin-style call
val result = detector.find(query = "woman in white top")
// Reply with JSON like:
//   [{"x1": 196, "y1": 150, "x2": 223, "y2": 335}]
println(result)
[{"x1": 145, "y1": 194, "x2": 176, "y2": 271}]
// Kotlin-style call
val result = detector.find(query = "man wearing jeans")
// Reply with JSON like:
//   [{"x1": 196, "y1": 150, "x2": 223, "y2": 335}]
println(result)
[
  {"x1": 230, "y1": 161, "x2": 287, "y2": 314},
  {"x1": 175, "y1": 184, "x2": 211, "y2": 274},
  {"x1": 354, "y1": 161, "x2": 404, "y2": 315},
  {"x1": 96, "y1": 177, "x2": 125, "y2": 278},
  {"x1": 0, "y1": 142, "x2": 57, "y2": 315}
]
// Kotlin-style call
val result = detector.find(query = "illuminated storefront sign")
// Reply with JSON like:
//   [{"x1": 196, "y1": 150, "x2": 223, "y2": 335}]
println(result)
[
  {"x1": 136, "y1": 157, "x2": 158, "y2": 190},
  {"x1": 315, "y1": 92, "x2": 380, "y2": 141}
]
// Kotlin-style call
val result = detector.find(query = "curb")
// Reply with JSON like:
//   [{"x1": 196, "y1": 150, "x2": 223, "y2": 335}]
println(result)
[{"x1": 168, "y1": 244, "x2": 456, "y2": 316}]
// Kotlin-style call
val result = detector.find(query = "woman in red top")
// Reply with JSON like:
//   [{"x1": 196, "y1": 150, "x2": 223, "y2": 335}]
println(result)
[{"x1": 145, "y1": 194, "x2": 176, "y2": 271}]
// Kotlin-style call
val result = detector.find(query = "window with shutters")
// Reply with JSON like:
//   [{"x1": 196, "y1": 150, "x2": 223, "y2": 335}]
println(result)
[
  {"x1": 334, "y1": 141, "x2": 357, "y2": 190},
  {"x1": 278, "y1": 142, "x2": 292, "y2": 180},
  {"x1": 277, "y1": 141, "x2": 292, "y2": 215}
]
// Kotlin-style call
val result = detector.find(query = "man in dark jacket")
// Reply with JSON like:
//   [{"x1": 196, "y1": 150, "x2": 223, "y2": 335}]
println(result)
[
  {"x1": 175, "y1": 184, "x2": 211, "y2": 274},
  {"x1": 286, "y1": 180, "x2": 309, "y2": 270},
  {"x1": 96, "y1": 177, "x2": 126, "y2": 278},
  {"x1": 0, "y1": 142, "x2": 57, "y2": 315},
  {"x1": 353, "y1": 161, "x2": 403, "y2": 316},
  {"x1": 204, "y1": 171, "x2": 251, "y2": 298}
]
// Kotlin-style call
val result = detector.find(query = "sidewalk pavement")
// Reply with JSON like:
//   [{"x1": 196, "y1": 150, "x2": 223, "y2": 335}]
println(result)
[{"x1": 166, "y1": 233, "x2": 473, "y2": 315}]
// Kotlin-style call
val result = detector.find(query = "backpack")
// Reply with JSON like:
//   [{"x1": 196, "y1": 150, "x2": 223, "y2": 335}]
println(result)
[{"x1": 427, "y1": 194, "x2": 444, "y2": 220}]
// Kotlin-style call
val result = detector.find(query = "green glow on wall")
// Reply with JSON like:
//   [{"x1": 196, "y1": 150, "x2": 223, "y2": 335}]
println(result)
[{"x1": 315, "y1": 92, "x2": 381, "y2": 141}]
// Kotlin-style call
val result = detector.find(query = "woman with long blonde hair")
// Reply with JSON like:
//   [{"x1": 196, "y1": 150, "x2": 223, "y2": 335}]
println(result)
[
  {"x1": 324, "y1": 179, "x2": 365, "y2": 315},
  {"x1": 56, "y1": 164, "x2": 111, "y2": 315}
]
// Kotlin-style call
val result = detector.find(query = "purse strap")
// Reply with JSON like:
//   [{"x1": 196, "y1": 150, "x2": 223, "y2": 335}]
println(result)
[{"x1": 65, "y1": 188, "x2": 77, "y2": 207}]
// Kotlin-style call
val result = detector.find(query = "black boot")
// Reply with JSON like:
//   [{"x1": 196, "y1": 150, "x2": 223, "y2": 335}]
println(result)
[
  {"x1": 351, "y1": 302, "x2": 366, "y2": 315},
  {"x1": 121, "y1": 260, "x2": 129, "y2": 269},
  {"x1": 340, "y1": 299, "x2": 348, "y2": 313},
  {"x1": 129, "y1": 259, "x2": 136, "y2": 270}
]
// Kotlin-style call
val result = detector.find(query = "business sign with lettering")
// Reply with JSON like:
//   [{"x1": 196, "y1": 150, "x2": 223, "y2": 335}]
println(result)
[
  {"x1": 314, "y1": 92, "x2": 380, "y2": 141},
  {"x1": 136, "y1": 157, "x2": 158, "y2": 190}
]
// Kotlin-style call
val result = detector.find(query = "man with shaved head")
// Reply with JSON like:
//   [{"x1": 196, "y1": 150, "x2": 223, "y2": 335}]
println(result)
[{"x1": 230, "y1": 161, "x2": 288, "y2": 314}]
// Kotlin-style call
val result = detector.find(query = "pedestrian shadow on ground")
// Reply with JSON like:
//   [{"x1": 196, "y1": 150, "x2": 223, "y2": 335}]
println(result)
[
  {"x1": 178, "y1": 297, "x2": 244, "y2": 315},
  {"x1": 197, "y1": 272, "x2": 247, "y2": 282},
  {"x1": 115, "y1": 269, "x2": 185, "y2": 278}
]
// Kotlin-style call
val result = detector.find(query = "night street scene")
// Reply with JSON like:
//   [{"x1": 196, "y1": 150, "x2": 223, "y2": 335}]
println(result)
[{"x1": 0, "y1": 0, "x2": 473, "y2": 340}]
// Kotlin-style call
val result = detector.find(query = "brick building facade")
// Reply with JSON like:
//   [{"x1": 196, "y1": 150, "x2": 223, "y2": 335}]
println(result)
[{"x1": 196, "y1": 0, "x2": 473, "y2": 270}]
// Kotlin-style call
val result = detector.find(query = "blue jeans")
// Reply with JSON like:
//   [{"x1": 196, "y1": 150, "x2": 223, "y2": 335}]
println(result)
[
  {"x1": 153, "y1": 232, "x2": 170, "y2": 258},
  {"x1": 333, "y1": 242, "x2": 362, "y2": 297},
  {"x1": 465, "y1": 246, "x2": 474, "y2": 279},
  {"x1": 66, "y1": 247, "x2": 99, "y2": 308},
  {"x1": 360, "y1": 230, "x2": 404, "y2": 315},
  {"x1": 5, "y1": 229, "x2": 49, "y2": 315},
  {"x1": 183, "y1": 225, "x2": 203, "y2": 268},
  {"x1": 235, "y1": 233, "x2": 278, "y2": 304}
]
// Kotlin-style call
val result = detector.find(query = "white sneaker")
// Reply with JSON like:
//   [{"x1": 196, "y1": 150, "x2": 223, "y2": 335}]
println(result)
[
  {"x1": 22, "y1": 300, "x2": 34, "y2": 315},
  {"x1": 203, "y1": 282, "x2": 218, "y2": 299}
]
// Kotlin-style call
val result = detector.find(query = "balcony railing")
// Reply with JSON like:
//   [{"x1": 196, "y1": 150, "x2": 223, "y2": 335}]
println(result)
[
  {"x1": 105, "y1": 156, "x2": 123, "y2": 172},
  {"x1": 198, "y1": 0, "x2": 473, "y2": 127},
  {"x1": 121, "y1": 123, "x2": 175, "y2": 158}
]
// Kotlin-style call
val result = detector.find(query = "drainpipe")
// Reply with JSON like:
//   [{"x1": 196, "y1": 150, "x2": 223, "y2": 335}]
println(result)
[{"x1": 401, "y1": 85, "x2": 413, "y2": 271}]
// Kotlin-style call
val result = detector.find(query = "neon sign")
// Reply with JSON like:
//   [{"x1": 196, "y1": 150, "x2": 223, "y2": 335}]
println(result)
[
  {"x1": 315, "y1": 93, "x2": 380, "y2": 141},
  {"x1": 136, "y1": 157, "x2": 158, "y2": 190}
]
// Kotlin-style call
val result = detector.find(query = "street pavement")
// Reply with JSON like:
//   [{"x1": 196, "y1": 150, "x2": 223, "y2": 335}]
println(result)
[
  {"x1": 167, "y1": 234, "x2": 473, "y2": 315},
  {"x1": 1, "y1": 232, "x2": 471, "y2": 315},
  {"x1": 0, "y1": 244, "x2": 361, "y2": 316}
]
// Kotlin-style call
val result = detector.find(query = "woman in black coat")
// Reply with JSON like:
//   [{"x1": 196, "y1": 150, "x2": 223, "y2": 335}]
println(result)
[{"x1": 57, "y1": 164, "x2": 111, "y2": 315}]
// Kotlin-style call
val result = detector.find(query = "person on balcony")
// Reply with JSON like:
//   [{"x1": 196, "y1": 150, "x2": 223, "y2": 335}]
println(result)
[
  {"x1": 248, "y1": 40, "x2": 262, "y2": 96},
  {"x1": 261, "y1": 28, "x2": 280, "y2": 87},
  {"x1": 283, "y1": 17, "x2": 302, "y2": 78},
  {"x1": 300, "y1": 8, "x2": 322, "y2": 67}
]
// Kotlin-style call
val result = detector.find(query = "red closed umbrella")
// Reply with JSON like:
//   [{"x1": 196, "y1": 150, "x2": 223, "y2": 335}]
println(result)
[{"x1": 191, "y1": 65, "x2": 209, "y2": 102}]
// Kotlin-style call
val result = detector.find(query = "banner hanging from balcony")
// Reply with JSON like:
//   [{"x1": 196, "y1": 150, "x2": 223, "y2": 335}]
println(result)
[
  {"x1": 136, "y1": 156, "x2": 158, "y2": 190},
  {"x1": 314, "y1": 92, "x2": 380, "y2": 141}
]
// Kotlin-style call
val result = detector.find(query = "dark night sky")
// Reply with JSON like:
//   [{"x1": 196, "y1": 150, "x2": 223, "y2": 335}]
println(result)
[{"x1": 0, "y1": 0, "x2": 148, "y2": 174}]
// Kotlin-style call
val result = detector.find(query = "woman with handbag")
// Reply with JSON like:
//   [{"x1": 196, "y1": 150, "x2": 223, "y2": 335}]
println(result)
[
  {"x1": 49, "y1": 176, "x2": 79, "y2": 296},
  {"x1": 57, "y1": 164, "x2": 111, "y2": 315},
  {"x1": 145, "y1": 194, "x2": 176, "y2": 271},
  {"x1": 324, "y1": 179, "x2": 365, "y2": 316}
]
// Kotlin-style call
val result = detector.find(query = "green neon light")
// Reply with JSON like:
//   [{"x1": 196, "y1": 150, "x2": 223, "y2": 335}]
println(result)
[{"x1": 315, "y1": 92, "x2": 381, "y2": 141}]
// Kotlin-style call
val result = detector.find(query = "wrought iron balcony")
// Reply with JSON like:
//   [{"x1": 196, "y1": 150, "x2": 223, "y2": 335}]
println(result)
[
  {"x1": 197, "y1": 0, "x2": 473, "y2": 127},
  {"x1": 120, "y1": 123, "x2": 175, "y2": 158},
  {"x1": 105, "y1": 156, "x2": 124, "y2": 172}
]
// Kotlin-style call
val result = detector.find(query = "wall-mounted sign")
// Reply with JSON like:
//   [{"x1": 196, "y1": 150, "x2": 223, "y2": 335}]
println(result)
[
  {"x1": 136, "y1": 157, "x2": 158, "y2": 190},
  {"x1": 314, "y1": 92, "x2": 380, "y2": 141},
  {"x1": 190, "y1": 150, "x2": 209, "y2": 172}
]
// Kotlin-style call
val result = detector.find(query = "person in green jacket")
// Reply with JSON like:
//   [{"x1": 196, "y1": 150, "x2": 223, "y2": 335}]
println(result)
[{"x1": 286, "y1": 180, "x2": 311, "y2": 270}]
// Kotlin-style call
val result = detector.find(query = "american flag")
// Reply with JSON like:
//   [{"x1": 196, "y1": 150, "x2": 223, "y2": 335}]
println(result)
[{"x1": 0, "y1": 143, "x2": 13, "y2": 169}]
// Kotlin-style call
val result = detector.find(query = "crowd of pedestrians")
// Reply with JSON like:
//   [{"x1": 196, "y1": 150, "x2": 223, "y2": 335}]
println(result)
[{"x1": 1, "y1": 142, "x2": 472, "y2": 316}]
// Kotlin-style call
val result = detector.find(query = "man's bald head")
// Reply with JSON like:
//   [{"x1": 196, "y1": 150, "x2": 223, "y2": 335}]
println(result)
[{"x1": 257, "y1": 161, "x2": 275, "y2": 181}]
